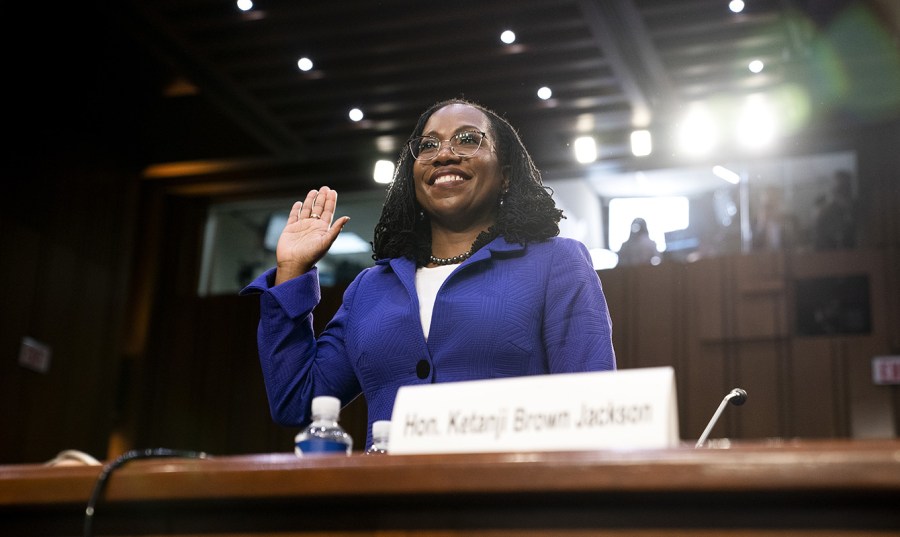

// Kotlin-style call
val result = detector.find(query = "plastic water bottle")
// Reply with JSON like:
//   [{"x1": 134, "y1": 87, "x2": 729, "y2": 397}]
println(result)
[
  {"x1": 294, "y1": 396, "x2": 353, "y2": 456},
  {"x1": 365, "y1": 420, "x2": 391, "y2": 455}
]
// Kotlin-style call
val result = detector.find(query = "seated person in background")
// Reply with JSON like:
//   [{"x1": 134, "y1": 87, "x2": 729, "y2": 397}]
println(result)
[
  {"x1": 617, "y1": 218, "x2": 661, "y2": 266},
  {"x1": 241, "y1": 98, "x2": 617, "y2": 449}
]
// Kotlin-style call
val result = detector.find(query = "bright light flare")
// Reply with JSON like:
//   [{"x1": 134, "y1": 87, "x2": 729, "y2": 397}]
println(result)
[
  {"x1": 373, "y1": 160, "x2": 395, "y2": 184},
  {"x1": 736, "y1": 94, "x2": 777, "y2": 150},
  {"x1": 677, "y1": 103, "x2": 718, "y2": 157},
  {"x1": 574, "y1": 136, "x2": 597, "y2": 163},
  {"x1": 631, "y1": 130, "x2": 652, "y2": 157}
]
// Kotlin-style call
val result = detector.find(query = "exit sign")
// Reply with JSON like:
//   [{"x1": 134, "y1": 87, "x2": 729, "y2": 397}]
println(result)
[{"x1": 872, "y1": 355, "x2": 900, "y2": 385}]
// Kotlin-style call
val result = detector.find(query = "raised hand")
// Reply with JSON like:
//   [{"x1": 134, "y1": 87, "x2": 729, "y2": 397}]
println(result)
[{"x1": 274, "y1": 186, "x2": 350, "y2": 285}]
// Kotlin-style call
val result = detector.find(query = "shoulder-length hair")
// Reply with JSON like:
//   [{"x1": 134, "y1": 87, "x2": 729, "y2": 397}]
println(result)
[{"x1": 372, "y1": 98, "x2": 563, "y2": 265}]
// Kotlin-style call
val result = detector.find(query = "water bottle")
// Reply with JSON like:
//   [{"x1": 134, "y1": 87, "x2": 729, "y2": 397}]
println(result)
[
  {"x1": 365, "y1": 420, "x2": 391, "y2": 455},
  {"x1": 294, "y1": 396, "x2": 353, "y2": 456}
]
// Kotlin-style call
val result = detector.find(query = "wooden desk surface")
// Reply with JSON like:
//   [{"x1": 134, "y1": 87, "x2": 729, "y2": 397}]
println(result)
[{"x1": 2, "y1": 439, "x2": 898, "y2": 536}]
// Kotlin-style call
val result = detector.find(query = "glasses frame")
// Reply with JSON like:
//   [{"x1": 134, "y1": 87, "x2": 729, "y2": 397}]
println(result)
[{"x1": 408, "y1": 130, "x2": 487, "y2": 161}]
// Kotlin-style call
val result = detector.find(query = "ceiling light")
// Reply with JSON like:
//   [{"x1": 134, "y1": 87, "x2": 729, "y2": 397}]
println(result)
[
  {"x1": 748, "y1": 60, "x2": 764, "y2": 73},
  {"x1": 236, "y1": 0, "x2": 253, "y2": 11},
  {"x1": 712, "y1": 165, "x2": 740, "y2": 184},
  {"x1": 297, "y1": 57, "x2": 313, "y2": 71},
  {"x1": 630, "y1": 130, "x2": 652, "y2": 157},
  {"x1": 729, "y1": 0, "x2": 744, "y2": 13},
  {"x1": 537, "y1": 86, "x2": 552, "y2": 100},
  {"x1": 574, "y1": 136, "x2": 597, "y2": 164},
  {"x1": 349, "y1": 108, "x2": 364, "y2": 122},
  {"x1": 500, "y1": 30, "x2": 516, "y2": 44},
  {"x1": 373, "y1": 160, "x2": 394, "y2": 184}
]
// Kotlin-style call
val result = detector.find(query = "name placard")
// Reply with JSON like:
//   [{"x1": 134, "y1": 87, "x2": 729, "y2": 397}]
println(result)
[{"x1": 388, "y1": 366, "x2": 679, "y2": 454}]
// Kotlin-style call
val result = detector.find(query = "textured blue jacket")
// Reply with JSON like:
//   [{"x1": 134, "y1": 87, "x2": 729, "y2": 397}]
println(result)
[{"x1": 241, "y1": 235, "x2": 616, "y2": 447}]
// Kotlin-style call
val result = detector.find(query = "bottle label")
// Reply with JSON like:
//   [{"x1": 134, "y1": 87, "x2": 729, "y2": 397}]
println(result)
[{"x1": 295, "y1": 438, "x2": 349, "y2": 456}]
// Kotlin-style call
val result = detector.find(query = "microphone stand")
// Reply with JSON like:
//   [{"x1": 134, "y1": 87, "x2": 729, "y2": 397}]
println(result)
[{"x1": 695, "y1": 388, "x2": 747, "y2": 448}]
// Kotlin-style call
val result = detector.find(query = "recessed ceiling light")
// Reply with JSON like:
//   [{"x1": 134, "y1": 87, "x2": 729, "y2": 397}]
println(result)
[
  {"x1": 630, "y1": 130, "x2": 652, "y2": 157},
  {"x1": 748, "y1": 60, "x2": 764, "y2": 73},
  {"x1": 574, "y1": 136, "x2": 597, "y2": 164},
  {"x1": 236, "y1": 0, "x2": 253, "y2": 12},
  {"x1": 297, "y1": 57, "x2": 313, "y2": 71},
  {"x1": 349, "y1": 108, "x2": 364, "y2": 122},
  {"x1": 373, "y1": 160, "x2": 395, "y2": 184},
  {"x1": 500, "y1": 30, "x2": 516, "y2": 44},
  {"x1": 729, "y1": 0, "x2": 744, "y2": 13},
  {"x1": 537, "y1": 86, "x2": 552, "y2": 100}
]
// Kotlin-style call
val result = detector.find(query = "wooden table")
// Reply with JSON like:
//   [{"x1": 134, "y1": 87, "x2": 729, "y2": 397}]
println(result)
[{"x1": 2, "y1": 439, "x2": 898, "y2": 536}]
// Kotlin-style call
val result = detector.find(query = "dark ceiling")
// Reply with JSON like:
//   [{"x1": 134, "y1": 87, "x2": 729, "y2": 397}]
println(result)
[{"x1": 20, "y1": 0, "x2": 899, "y2": 199}]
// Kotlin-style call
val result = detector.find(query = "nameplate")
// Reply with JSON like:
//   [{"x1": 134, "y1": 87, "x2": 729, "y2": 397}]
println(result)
[{"x1": 388, "y1": 367, "x2": 679, "y2": 454}]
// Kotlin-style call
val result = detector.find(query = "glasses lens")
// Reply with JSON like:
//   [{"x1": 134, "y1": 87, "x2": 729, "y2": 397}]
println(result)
[
  {"x1": 409, "y1": 132, "x2": 484, "y2": 160},
  {"x1": 451, "y1": 131, "x2": 483, "y2": 157},
  {"x1": 410, "y1": 136, "x2": 439, "y2": 160}
]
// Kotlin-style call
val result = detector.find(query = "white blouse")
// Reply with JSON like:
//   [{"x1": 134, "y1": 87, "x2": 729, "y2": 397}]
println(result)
[{"x1": 414, "y1": 264, "x2": 458, "y2": 340}]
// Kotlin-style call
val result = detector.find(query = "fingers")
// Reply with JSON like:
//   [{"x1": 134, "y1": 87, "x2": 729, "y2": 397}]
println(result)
[
  {"x1": 300, "y1": 189, "x2": 318, "y2": 219},
  {"x1": 320, "y1": 188, "x2": 338, "y2": 223},
  {"x1": 299, "y1": 186, "x2": 338, "y2": 222},
  {"x1": 325, "y1": 216, "x2": 351, "y2": 243},
  {"x1": 288, "y1": 200, "x2": 304, "y2": 224}
]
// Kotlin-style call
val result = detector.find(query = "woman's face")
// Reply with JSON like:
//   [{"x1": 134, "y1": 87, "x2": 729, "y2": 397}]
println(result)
[{"x1": 412, "y1": 103, "x2": 506, "y2": 231}]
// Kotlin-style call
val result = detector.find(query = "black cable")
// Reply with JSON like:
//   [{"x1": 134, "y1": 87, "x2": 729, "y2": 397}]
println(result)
[{"x1": 83, "y1": 448, "x2": 209, "y2": 537}]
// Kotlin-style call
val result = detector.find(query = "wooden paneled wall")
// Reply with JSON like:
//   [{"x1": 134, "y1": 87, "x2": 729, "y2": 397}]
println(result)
[
  {"x1": 0, "y1": 158, "x2": 139, "y2": 463},
  {"x1": 602, "y1": 249, "x2": 899, "y2": 442}
]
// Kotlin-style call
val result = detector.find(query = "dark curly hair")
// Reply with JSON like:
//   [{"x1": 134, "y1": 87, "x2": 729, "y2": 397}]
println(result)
[{"x1": 372, "y1": 98, "x2": 564, "y2": 265}]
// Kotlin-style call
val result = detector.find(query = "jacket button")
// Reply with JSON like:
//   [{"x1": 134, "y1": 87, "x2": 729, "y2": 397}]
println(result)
[{"x1": 416, "y1": 360, "x2": 430, "y2": 379}]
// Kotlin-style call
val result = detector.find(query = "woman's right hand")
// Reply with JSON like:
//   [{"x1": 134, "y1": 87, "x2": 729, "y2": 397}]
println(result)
[{"x1": 274, "y1": 186, "x2": 350, "y2": 285}]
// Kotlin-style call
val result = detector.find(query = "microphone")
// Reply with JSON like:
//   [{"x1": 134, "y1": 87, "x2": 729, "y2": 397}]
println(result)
[{"x1": 695, "y1": 388, "x2": 747, "y2": 448}]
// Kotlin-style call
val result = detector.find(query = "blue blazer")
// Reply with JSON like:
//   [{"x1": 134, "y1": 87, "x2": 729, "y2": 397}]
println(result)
[{"x1": 241, "y1": 236, "x2": 616, "y2": 447}]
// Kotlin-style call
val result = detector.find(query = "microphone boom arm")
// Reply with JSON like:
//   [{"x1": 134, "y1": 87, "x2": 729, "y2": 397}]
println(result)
[{"x1": 695, "y1": 388, "x2": 747, "y2": 448}]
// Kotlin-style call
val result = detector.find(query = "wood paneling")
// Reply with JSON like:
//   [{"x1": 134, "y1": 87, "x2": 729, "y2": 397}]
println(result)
[
  {"x1": 607, "y1": 247, "x2": 898, "y2": 444},
  {"x1": 790, "y1": 338, "x2": 844, "y2": 437},
  {"x1": 0, "y1": 163, "x2": 138, "y2": 464}
]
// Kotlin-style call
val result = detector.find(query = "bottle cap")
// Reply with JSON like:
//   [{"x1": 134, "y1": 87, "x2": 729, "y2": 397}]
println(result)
[
  {"x1": 311, "y1": 395, "x2": 341, "y2": 419},
  {"x1": 372, "y1": 420, "x2": 391, "y2": 438}
]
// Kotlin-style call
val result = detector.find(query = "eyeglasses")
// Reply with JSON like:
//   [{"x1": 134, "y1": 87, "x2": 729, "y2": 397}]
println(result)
[{"x1": 408, "y1": 130, "x2": 487, "y2": 161}]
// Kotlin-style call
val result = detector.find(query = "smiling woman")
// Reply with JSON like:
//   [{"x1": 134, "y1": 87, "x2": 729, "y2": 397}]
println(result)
[{"x1": 240, "y1": 98, "x2": 617, "y2": 451}]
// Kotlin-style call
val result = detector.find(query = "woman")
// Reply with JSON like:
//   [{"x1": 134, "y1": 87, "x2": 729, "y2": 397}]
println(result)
[
  {"x1": 242, "y1": 98, "x2": 616, "y2": 449},
  {"x1": 617, "y1": 217, "x2": 660, "y2": 266}
]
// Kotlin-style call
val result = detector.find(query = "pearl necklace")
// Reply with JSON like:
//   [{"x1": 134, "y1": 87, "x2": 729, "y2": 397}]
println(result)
[{"x1": 428, "y1": 249, "x2": 473, "y2": 266}]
